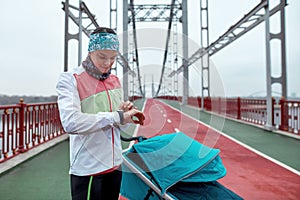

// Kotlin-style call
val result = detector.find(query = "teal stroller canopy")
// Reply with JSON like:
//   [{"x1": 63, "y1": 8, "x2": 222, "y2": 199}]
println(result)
[{"x1": 121, "y1": 132, "x2": 243, "y2": 200}]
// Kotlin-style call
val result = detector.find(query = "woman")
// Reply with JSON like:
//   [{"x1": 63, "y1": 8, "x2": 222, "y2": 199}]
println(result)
[{"x1": 56, "y1": 27, "x2": 144, "y2": 200}]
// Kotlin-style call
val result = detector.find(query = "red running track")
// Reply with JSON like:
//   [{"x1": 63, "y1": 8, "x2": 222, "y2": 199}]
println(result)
[{"x1": 132, "y1": 99, "x2": 300, "y2": 200}]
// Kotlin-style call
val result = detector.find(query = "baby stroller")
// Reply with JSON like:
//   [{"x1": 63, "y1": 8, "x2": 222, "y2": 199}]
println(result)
[{"x1": 120, "y1": 132, "x2": 243, "y2": 200}]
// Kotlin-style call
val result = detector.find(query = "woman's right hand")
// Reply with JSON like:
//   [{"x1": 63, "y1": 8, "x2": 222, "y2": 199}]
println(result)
[
  {"x1": 123, "y1": 108, "x2": 145, "y2": 125},
  {"x1": 119, "y1": 101, "x2": 134, "y2": 112}
]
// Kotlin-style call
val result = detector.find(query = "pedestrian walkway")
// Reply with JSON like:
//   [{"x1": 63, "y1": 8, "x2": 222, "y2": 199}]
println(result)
[{"x1": 0, "y1": 98, "x2": 299, "y2": 200}]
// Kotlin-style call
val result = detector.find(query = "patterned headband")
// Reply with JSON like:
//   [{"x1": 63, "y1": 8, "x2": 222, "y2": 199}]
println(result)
[{"x1": 88, "y1": 32, "x2": 119, "y2": 52}]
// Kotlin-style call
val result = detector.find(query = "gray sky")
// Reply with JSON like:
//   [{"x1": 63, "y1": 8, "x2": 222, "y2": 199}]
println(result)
[{"x1": 0, "y1": 0, "x2": 299, "y2": 98}]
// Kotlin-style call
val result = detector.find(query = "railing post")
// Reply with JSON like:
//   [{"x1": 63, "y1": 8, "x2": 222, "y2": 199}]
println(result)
[
  {"x1": 218, "y1": 97, "x2": 221, "y2": 114},
  {"x1": 279, "y1": 97, "x2": 288, "y2": 131},
  {"x1": 272, "y1": 97, "x2": 275, "y2": 126},
  {"x1": 18, "y1": 98, "x2": 26, "y2": 153},
  {"x1": 198, "y1": 96, "x2": 201, "y2": 108},
  {"x1": 204, "y1": 97, "x2": 209, "y2": 111},
  {"x1": 237, "y1": 97, "x2": 241, "y2": 120}
]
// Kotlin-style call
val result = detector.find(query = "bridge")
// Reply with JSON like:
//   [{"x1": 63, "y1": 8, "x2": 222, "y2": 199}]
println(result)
[{"x1": 1, "y1": 0, "x2": 300, "y2": 199}]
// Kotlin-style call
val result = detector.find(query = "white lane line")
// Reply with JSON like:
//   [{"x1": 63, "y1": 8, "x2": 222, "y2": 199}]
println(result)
[
  {"x1": 163, "y1": 114, "x2": 167, "y2": 118},
  {"x1": 127, "y1": 99, "x2": 148, "y2": 149},
  {"x1": 174, "y1": 128, "x2": 180, "y2": 132},
  {"x1": 167, "y1": 119, "x2": 172, "y2": 123}
]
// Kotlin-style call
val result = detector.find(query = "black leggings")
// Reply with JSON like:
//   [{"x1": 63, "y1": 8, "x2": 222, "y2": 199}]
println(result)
[{"x1": 70, "y1": 169, "x2": 122, "y2": 200}]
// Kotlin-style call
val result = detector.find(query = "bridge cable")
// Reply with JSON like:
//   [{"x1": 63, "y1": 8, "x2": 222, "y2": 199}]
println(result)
[{"x1": 155, "y1": 0, "x2": 176, "y2": 97}]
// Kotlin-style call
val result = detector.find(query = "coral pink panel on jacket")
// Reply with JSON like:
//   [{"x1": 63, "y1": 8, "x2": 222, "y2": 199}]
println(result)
[{"x1": 74, "y1": 72, "x2": 121, "y2": 101}]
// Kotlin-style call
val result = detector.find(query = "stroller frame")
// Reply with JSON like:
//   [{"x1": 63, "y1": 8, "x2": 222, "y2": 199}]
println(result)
[{"x1": 122, "y1": 154, "x2": 174, "y2": 200}]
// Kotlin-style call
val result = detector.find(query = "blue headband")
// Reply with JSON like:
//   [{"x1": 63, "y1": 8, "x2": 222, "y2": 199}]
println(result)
[{"x1": 88, "y1": 32, "x2": 119, "y2": 52}]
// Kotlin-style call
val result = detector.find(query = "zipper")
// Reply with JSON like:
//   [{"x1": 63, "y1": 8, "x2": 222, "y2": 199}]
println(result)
[{"x1": 101, "y1": 80, "x2": 115, "y2": 167}]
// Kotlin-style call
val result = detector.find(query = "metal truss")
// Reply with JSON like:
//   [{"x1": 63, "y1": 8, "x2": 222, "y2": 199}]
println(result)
[
  {"x1": 124, "y1": 0, "x2": 182, "y2": 98},
  {"x1": 129, "y1": 0, "x2": 144, "y2": 97},
  {"x1": 121, "y1": 0, "x2": 187, "y2": 99},
  {"x1": 62, "y1": 1, "x2": 99, "y2": 37},
  {"x1": 62, "y1": 0, "x2": 99, "y2": 71},
  {"x1": 170, "y1": 0, "x2": 286, "y2": 74},
  {"x1": 62, "y1": 0, "x2": 133, "y2": 75},
  {"x1": 200, "y1": 0, "x2": 209, "y2": 109},
  {"x1": 117, "y1": 53, "x2": 134, "y2": 74},
  {"x1": 264, "y1": 0, "x2": 287, "y2": 130},
  {"x1": 110, "y1": 0, "x2": 118, "y2": 31},
  {"x1": 128, "y1": 4, "x2": 181, "y2": 22}
]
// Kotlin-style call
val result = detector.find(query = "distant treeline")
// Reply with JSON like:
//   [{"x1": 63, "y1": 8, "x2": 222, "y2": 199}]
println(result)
[{"x1": 0, "y1": 95, "x2": 57, "y2": 105}]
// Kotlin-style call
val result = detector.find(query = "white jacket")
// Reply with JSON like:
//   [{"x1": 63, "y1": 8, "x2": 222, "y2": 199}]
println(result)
[{"x1": 56, "y1": 66, "x2": 124, "y2": 176}]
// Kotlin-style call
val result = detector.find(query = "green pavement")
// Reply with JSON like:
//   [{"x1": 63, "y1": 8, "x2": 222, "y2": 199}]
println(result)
[{"x1": 0, "y1": 140, "x2": 70, "y2": 200}]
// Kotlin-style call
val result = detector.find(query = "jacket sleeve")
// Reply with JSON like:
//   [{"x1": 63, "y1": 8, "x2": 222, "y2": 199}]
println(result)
[{"x1": 56, "y1": 72, "x2": 121, "y2": 134}]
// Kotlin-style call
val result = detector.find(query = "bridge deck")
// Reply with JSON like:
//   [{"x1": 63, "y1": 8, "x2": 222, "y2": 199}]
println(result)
[{"x1": 0, "y1": 98, "x2": 299, "y2": 200}]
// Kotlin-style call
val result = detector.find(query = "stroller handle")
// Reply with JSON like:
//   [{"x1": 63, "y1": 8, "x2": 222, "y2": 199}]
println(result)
[{"x1": 120, "y1": 135, "x2": 147, "y2": 142}]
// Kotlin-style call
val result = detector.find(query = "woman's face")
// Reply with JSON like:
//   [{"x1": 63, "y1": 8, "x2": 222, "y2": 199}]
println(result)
[{"x1": 90, "y1": 50, "x2": 118, "y2": 73}]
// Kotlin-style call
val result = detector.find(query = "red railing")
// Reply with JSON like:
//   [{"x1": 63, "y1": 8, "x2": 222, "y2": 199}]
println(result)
[
  {"x1": 0, "y1": 99, "x2": 65, "y2": 163},
  {"x1": 279, "y1": 98, "x2": 300, "y2": 134},
  {"x1": 157, "y1": 96, "x2": 300, "y2": 135},
  {"x1": 1, "y1": 96, "x2": 299, "y2": 163}
]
